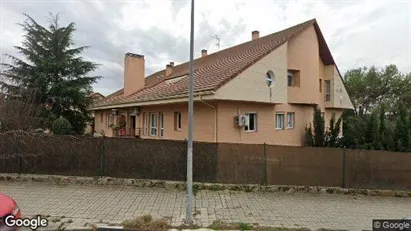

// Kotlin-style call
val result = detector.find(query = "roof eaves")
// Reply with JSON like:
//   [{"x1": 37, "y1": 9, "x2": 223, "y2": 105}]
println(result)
[{"x1": 88, "y1": 89, "x2": 215, "y2": 110}]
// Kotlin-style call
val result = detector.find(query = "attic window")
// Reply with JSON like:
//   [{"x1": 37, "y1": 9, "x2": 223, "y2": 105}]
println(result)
[
  {"x1": 287, "y1": 70, "x2": 300, "y2": 87},
  {"x1": 165, "y1": 75, "x2": 186, "y2": 84},
  {"x1": 265, "y1": 71, "x2": 275, "y2": 87}
]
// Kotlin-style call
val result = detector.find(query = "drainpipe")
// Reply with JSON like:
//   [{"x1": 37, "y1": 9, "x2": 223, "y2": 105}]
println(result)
[{"x1": 199, "y1": 92, "x2": 217, "y2": 143}]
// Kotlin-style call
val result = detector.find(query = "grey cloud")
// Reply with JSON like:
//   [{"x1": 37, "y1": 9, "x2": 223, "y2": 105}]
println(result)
[
  {"x1": 196, "y1": 14, "x2": 246, "y2": 52},
  {"x1": 2, "y1": 1, "x2": 132, "y2": 94},
  {"x1": 1, "y1": 0, "x2": 247, "y2": 95},
  {"x1": 2, "y1": 0, "x2": 409, "y2": 95},
  {"x1": 170, "y1": 0, "x2": 189, "y2": 20}
]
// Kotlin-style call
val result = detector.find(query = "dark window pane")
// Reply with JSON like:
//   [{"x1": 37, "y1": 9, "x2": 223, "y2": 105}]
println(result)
[{"x1": 249, "y1": 114, "x2": 254, "y2": 130}]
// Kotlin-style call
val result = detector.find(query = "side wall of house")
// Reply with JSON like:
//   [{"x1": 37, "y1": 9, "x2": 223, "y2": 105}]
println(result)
[
  {"x1": 214, "y1": 43, "x2": 288, "y2": 104},
  {"x1": 94, "y1": 109, "x2": 114, "y2": 136},
  {"x1": 217, "y1": 101, "x2": 314, "y2": 146},
  {"x1": 138, "y1": 102, "x2": 217, "y2": 142},
  {"x1": 287, "y1": 25, "x2": 320, "y2": 104}
]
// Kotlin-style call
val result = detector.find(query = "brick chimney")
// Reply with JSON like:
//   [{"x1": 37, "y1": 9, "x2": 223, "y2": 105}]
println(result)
[
  {"x1": 165, "y1": 63, "x2": 173, "y2": 77},
  {"x1": 252, "y1": 30, "x2": 260, "y2": 40},
  {"x1": 124, "y1": 53, "x2": 145, "y2": 96},
  {"x1": 201, "y1": 49, "x2": 207, "y2": 57},
  {"x1": 169, "y1": 61, "x2": 174, "y2": 67}
]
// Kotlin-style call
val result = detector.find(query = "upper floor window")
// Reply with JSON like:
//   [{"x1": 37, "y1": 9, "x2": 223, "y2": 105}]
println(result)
[
  {"x1": 325, "y1": 80, "x2": 331, "y2": 101},
  {"x1": 245, "y1": 113, "x2": 257, "y2": 132},
  {"x1": 265, "y1": 71, "x2": 275, "y2": 87}
]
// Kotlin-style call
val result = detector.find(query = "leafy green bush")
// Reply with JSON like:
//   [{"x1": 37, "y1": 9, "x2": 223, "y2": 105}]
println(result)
[{"x1": 52, "y1": 117, "x2": 73, "y2": 135}]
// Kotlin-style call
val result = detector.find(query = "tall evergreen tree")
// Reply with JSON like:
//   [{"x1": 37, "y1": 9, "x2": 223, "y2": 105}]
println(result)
[
  {"x1": 326, "y1": 114, "x2": 342, "y2": 147},
  {"x1": 312, "y1": 105, "x2": 325, "y2": 147},
  {"x1": 304, "y1": 123, "x2": 314, "y2": 147},
  {"x1": 0, "y1": 13, "x2": 100, "y2": 134}
]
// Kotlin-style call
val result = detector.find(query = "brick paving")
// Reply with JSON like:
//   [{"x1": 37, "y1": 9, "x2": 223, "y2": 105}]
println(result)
[{"x1": 1, "y1": 181, "x2": 410, "y2": 230}]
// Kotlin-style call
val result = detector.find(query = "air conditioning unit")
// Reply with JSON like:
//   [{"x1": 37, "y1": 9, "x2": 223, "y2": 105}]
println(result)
[
  {"x1": 111, "y1": 109, "x2": 119, "y2": 115},
  {"x1": 130, "y1": 106, "x2": 141, "y2": 115},
  {"x1": 234, "y1": 115, "x2": 248, "y2": 128}
]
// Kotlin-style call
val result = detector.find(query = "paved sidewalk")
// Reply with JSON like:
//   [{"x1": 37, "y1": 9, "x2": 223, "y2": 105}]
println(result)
[{"x1": 1, "y1": 181, "x2": 410, "y2": 230}]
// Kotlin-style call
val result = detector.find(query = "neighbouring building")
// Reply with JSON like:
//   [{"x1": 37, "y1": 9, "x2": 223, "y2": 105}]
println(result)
[{"x1": 89, "y1": 19, "x2": 354, "y2": 146}]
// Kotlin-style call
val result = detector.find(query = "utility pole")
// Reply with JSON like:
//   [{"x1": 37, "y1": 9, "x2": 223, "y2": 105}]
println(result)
[{"x1": 186, "y1": 0, "x2": 195, "y2": 225}]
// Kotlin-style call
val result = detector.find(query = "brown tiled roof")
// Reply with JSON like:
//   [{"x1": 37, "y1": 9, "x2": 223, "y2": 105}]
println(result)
[
  {"x1": 88, "y1": 92, "x2": 105, "y2": 99},
  {"x1": 93, "y1": 18, "x2": 333, "y2": 108}
]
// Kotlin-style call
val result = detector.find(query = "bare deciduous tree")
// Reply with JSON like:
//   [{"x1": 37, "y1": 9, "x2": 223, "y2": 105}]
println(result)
[{"x1": 0, "y1": 88, "x2": 44, "y2": 132}]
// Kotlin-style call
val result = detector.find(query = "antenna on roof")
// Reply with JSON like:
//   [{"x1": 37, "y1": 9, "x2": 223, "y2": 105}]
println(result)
[{"x1": 210, "y1": 35, "x2": 220, "y2": 50}]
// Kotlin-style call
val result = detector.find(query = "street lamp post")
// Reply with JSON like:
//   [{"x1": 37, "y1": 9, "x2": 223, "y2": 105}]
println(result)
[{"x1": 186, "y1": 0, "x2": 195, "y2": 225}]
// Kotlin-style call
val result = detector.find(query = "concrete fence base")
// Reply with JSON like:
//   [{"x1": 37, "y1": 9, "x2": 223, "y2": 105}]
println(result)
[{"x1": 1, "y1": 173, "x2": 410, "y2": 198}]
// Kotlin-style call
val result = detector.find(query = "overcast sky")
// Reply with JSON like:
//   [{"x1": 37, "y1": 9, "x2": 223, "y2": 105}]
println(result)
[{"x1": 1, "y1": 0, "x2": 410, "y2": 95}]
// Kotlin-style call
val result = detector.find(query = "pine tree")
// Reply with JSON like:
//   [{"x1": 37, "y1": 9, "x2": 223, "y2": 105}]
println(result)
[
  {"x1": 313, "y1": 105, "x2": 325, "y2": 147},
  {"x1": 326, "y1": 114, "x2": 342, "y2": 147},
  {"x1": 304, "y1": 123, "x2": 314, "y2": 146},
  {"x1": 0, "y1": 13, "x2": 100, "y2": 134}
]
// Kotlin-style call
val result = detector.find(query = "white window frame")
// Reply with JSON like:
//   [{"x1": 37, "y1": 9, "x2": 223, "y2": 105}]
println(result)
[
  {"x1": 159, "y1": 112, "x2": 164, "y2": 137},
  {"x1": 287, "y1": 112, "x2": 295, "y2": 129},
  {"x1": 150, "y1": 113, "x2": 158, "y2": 136},
  {"x1": 275, "y1": 112, "x2": 285, "y2": 130},
  {"x1": 106, "y1": 113, "x2": 113, "y2": 128},
  {"x1": 325, "y1": 80, "x2": 331, "y2": 101},
  {"x1": 175, "y1": 112, "x2": 182, "y2": 131},
  {"x1": 245, "y1": 112, "x2": 257, "y2": 132},
  {"x1": 106, "y1": 113, "x2": 110, "y2": 128},
  {"x1": 287, "y1": 71, "x2": 294, "y2": 87},
  {"x1": 143, "y1": 113, "x2": 149, "y2": 135}
]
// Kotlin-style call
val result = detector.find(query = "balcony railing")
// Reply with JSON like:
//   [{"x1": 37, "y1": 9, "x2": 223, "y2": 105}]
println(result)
[{"x1": 114, "y1": 128, "x2": 141, "y2": 138}]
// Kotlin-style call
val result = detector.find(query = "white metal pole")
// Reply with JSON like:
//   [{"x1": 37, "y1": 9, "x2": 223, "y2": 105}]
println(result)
[{"x1": 186, "y1": 0, "x2": 195, "y2": 225}]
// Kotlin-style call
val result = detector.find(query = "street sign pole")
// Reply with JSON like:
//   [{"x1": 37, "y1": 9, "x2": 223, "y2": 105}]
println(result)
[{"x1": 186, "y1": 0, "x2": 195, "y2": 225}]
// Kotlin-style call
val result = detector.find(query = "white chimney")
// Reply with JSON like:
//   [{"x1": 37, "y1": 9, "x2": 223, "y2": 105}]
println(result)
[
  {"x1": 165, "y1": 63, "x2": 173, "y2": 77},
  {"x1": 252, "y1": 30, "x2": 260, "y2": 40},
  {"x1": 201, "y1": 49, "x2": 207, "y2": 57}
]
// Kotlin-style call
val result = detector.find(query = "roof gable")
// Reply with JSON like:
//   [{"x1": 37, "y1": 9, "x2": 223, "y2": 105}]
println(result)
[{"x1": 92, "y1": 18, "x2": 344, "y2": 109}]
